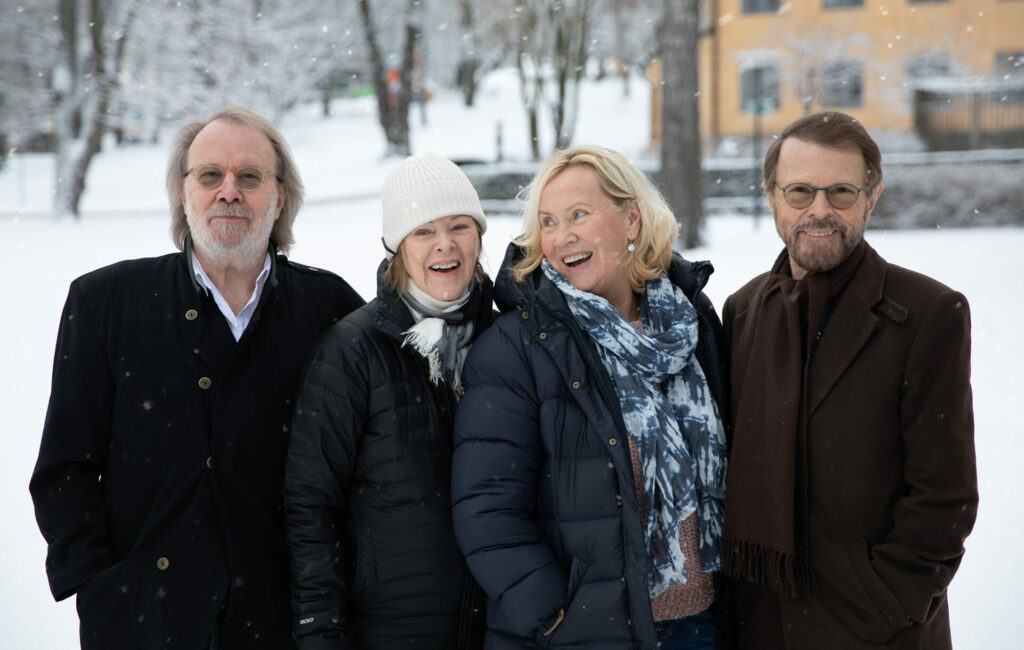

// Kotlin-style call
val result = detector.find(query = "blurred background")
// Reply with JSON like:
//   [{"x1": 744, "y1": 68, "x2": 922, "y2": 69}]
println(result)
[{"x1": 1, "y1": 0, "x2": 1022, "y2": 237}]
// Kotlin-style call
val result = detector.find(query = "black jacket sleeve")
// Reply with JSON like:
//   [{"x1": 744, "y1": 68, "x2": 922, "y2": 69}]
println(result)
[
  {"x1": 283, "y1": 320, "x2": 369, "y2": 649},
  {"x1": 30, "y1": 280, "x2": 117, "y2": 601}
]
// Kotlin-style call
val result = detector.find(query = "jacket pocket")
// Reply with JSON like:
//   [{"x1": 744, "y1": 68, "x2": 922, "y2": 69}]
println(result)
[
  {"x1": 349, "y1": 522, "x2": 377, "y2": 601},
  {"x1": 566, "y1": 556, "x2": 587, "y2": 600},
  {"x1": 76, "y1": 560, "x2": 146, "y2": 649},
  {"x1": 536, "y1": 557, "x2": 589, "y2": 648},
  {"x1": 844, "y1": 539, "x2": 914, "y2": 642},
  {"x1": 808, "y1": 519, "x2": 912, "y2": 646}
]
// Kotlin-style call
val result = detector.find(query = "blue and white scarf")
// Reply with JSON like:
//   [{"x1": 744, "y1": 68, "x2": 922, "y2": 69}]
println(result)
[{"x1": 543, "y1": 260, "x2": 728, "y2": 597}]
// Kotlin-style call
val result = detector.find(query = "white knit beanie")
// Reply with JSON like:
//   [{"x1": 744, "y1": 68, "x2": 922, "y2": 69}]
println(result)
[{"x1": 380, "y1": 154, "x2": 487, "y2": 258}]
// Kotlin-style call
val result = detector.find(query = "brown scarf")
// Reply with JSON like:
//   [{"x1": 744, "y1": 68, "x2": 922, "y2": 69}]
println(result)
[{"x1": 722, "y1": 241, "x2": 867, "y2": 597}]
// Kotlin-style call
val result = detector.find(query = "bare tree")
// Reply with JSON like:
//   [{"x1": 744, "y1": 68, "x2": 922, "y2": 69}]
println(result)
[
  {"x1": 455, "y1": 0, "x2": 481, "y2": 106},
  {"x1": 52, "y1": 0, "x2": 138, "y2": 220},
  {"x1": 126, "y1": 0, "x2": 340, "y2": 128},
  {"x1": 659, "y1": 0, "x2": 702, "y2": 249},
  {"x1": 508, "y1": 1, "x2": 549, "y2": 160},
  {"x1": 591, "y1": 0, "x2": 658, "y2": 99},
  {"x1": 506, "y1": 0, "x2": 598, "y2": 159},
  {"x1": 762, "y1": 21, "x2": 873, "y2": 115},
  {"x1": 549, "y1": 0, "x2": 594, "y2": 150},
  {"x1": 356, "y1": 0, "x2": 425, "y2": 156},
  {"x1": 0, "y1": 1, "x2": 59, "y2": 155}
]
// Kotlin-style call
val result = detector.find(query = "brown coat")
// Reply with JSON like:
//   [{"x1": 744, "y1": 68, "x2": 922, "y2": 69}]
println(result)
[{"x1": 722, "y1": 243, "x2": 977, "y2": 650}]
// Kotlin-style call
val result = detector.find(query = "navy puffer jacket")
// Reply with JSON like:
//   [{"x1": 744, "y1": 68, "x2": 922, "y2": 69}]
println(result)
[{"x1": 451, "y1": 244, "x2": 726, "y2": 649}]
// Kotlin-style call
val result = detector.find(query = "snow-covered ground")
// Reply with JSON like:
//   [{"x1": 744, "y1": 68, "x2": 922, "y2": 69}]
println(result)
[{"x1": 1, "y1": 70, "x2": 1020, "y2": 648}]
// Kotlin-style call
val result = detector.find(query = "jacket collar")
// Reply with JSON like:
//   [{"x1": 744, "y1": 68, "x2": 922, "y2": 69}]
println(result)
[
  {"x1": 183, "y1": 235, "x2": 280, "y2": 295},
  {"x1": 806, "y1": 242, "x2": 905, "y2": 415},
  {"x1": 493, "y1": 241, "x2": 715, "y2": 321},
  {"x1": 371, "y1": 258, "x2": 495, "y2": 343}
]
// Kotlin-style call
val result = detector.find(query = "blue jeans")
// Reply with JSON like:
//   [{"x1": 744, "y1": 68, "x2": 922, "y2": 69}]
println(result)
[{"x1": 654, "y1": 609, "x2": 717, "y2": 649}]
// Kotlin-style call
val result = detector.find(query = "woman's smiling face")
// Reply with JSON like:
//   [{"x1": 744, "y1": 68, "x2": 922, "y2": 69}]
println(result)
[
  {"x1": 538, "y1": 165, "x2": 639, "y2": 316},
  {"x1": 401, "y1": 214, "x2": 480, "y2": 301}
]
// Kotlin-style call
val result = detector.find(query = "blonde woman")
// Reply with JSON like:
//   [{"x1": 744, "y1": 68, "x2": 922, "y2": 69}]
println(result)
[{"x1": 452, "y1": 146, "x2": 729, "y2": 649}]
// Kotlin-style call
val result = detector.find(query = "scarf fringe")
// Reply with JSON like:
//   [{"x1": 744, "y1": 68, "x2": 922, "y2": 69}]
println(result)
[
  {"x1": 401, "y1": 324, "x2": 445, "y2": 385},
  {"x1": 722, "y1": 538, "x2": 814, "y2": 599}
]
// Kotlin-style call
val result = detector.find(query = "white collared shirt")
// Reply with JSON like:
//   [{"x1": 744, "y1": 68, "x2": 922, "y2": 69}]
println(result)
[{"x1": 191, "y1": 250, "x2": 272, "y2": 341}]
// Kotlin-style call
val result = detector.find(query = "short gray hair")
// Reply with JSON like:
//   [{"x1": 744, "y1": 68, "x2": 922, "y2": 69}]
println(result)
[{"x1": 166, "y1": 105, "x2": 304, "y2": 253}]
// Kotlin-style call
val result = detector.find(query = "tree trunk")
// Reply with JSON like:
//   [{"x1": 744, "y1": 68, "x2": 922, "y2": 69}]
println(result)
[
  {"x1": 357, "y1": 0, "x2": 417, "y2": 156},
  {"x1": 389, "y1": 18, "x2": 418, "y2": 156},
  {"x1": 660, "y1": 0, "x2": 703, "y2": 249},
  {"x1": 516, "y1": 42, "x2": 543, "y2": 162},
  {"x1": 356, "y1": 0, "x2": 393, "y2": 150},
  {"x1": 456, "y1": 0, "x2": 479, "y2": 107},
  {"x1": 52, "y1": 0, "x2": 136, "y2": 220},
  {"x1": 550, "y1": 0, "x2": 590, "y2": 152}
]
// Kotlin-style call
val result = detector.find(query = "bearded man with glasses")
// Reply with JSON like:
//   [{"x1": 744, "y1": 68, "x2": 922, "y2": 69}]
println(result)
[
  {"x1": 30, "y1": 105, "x2": 364, "y2": 649},
  {"x1": 720, "y1": 111, "x2": 977, "y2": 650}
]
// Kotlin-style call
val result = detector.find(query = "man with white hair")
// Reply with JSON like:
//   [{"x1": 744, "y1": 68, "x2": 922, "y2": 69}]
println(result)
[{"x1": 31, "y1": 105, "x2": 364, "y2": 649}]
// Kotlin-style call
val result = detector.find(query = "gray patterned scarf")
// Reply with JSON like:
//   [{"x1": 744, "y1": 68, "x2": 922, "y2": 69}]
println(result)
[
  {"x1": 543, "y1": 260, "x2": 727, "y2": 597},
  {"x1": 401, "y1": 277, "x2": 479, "y2": 396}
]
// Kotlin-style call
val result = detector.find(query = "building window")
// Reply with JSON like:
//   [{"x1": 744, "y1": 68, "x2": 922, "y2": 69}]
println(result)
[
  {"x1": 742, "y1": 0, "x2": 780, "y2": 13},
  {"x1": 824, "y1": 0, "x2": 863, "y2": 7},
  {"x1": 996, "y1": 51, "x2": 1024, "y2": 77},
  {"x1": 741, "y1": 66, "x2": 780, "y2": 113},
  {"x1": 906, "y1": 53, "x2": 951, "y2": 80},
  {"x1": 821, "y1": 60, "x2": 863, "y2": 107}
]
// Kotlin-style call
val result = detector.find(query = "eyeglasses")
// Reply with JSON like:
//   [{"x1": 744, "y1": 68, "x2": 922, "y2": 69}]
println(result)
[
  {"x1": 774, "y1": 182, "x2": 871, "y2": 210},
  {"x1": 185, "y1": 165, "x2": 278, "y2": 191}
]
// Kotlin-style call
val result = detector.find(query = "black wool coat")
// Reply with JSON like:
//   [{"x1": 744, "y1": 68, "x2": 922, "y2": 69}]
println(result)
[
  {"x1": 451, "y1": 244, "x2": 727, "y2": 650},
  {"x1": 30, "y1": 243, "x2": 364, "y2": 650},
  {"x1": 283, "y1": 261, "x2": 490, "y2": 650}
]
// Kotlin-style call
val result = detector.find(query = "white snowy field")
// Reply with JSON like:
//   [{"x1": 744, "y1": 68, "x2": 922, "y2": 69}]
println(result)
[{"x1": 1, "y1": 71, "x2": 1021, "y2": 648}]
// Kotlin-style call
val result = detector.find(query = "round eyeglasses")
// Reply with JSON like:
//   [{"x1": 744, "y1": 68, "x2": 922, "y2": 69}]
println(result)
[
  {"x1": 185, "y1": 165, "x2": 278, "y2": 191},
  {"x1": 774, "y1": 182, "x2": 871, "y2": 210}
]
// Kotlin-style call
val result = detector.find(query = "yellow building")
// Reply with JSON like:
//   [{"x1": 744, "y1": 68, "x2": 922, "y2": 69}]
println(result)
[{"x1": 695, "y1": 0, "x2": 1024, "y2": 144}]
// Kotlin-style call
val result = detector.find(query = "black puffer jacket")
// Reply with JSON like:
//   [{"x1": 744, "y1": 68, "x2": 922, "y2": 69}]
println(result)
[
  {"x1": 451, "y1": 244, "x2": 726, "y2": 649},
  {"x1": 284, "y1": 261, "x2": 491, "y2": 650}
]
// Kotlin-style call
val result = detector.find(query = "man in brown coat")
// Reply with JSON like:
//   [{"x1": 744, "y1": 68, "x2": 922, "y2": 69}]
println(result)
[{"x1": 721, "y1": 111, "x2": 977, "y2": 649}]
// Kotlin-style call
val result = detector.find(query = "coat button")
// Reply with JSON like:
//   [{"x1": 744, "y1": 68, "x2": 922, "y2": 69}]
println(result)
[
  {"x1": 539, "y1": 332, "x2": 548, "y2": 340},
  {"x1": 185, "y1": 309, "x2": 198, "y2": 320},
  {"x1": 521, "y1": 311, "x2": 530, "y2": 320},
  {"x1": 571, "y1": 381, "x2": 581, "y2": 390},
  {"x1": 206, "y1": 457, "x2": 213, "y2": 469},
  {"x1": 609, "y1": 438, "x2": 618, "y2": 446},
  {"x1": 156, "y1": 557, "x2": 170, "y2": 570},
  {"x1": 198, "y1": 377, "x2": 212, "y2": 390}
]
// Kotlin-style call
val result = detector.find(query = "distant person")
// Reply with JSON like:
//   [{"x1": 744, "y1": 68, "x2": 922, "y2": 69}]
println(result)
[
  {"x1": 283, "y1": 154, "x2": 490, "y2": 648},
  {"x1": 451, "y1": 145, "x2": 729, "y2": 648},
  {"x1": 30, "y1": 105, "x2": 364, "y2": 649},
  {"x1": 721, "y1": 111, "x2": 977, "y2": 649}
]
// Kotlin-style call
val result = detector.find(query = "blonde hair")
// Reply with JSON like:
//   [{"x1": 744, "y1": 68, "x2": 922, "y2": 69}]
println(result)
[{"x1": 511, "y1": 145, "x2": 679, "y2": 293}]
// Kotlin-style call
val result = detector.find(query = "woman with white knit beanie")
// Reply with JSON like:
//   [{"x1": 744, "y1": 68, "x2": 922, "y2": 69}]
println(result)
[{"x1": 283, "y1": 154, "x2": 491, "y2": 649}]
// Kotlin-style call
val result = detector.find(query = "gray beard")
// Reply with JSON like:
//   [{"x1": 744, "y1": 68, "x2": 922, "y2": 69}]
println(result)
[{"x1": 186, "y1": 191, "x2": 277, "y2": 265}]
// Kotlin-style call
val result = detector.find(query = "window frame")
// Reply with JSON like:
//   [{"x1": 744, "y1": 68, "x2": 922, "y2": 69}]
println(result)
[
  {"x1": 741, "y1": 64, "x2": 781, "y2": 114},
  {"x1": 820, "y1": 59, "x2": 864, "y2": 107},
  {"x1": 742, "y1": 0, "x2": 780, "y2": 14}
]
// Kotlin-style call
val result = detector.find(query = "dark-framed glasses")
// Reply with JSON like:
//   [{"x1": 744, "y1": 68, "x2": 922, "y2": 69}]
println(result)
[
  {"x1": 185, "y1": 165, "x2": 277, "y2": 191},
  {"x1": 775, "y1": 182, "x2": 871, "y2": 210}
]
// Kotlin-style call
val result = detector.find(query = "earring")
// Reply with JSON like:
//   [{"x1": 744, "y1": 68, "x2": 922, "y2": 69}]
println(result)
[{"x1": 627, "y1": 242, "x2": 636, "y2": 252}]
